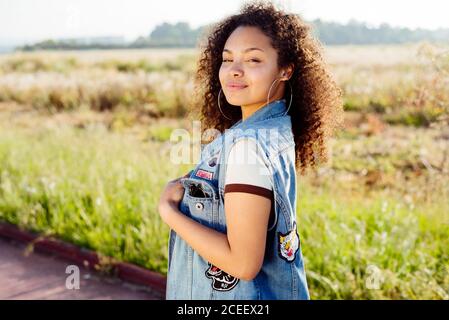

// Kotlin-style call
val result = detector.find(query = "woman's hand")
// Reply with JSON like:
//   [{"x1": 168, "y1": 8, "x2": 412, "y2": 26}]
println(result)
[
  {"x1": 158, "y1": 172, "x2": 190, "y2": 222},
  {"x1": 160, "y1": 177, "x2": 185, "y2": 204}
]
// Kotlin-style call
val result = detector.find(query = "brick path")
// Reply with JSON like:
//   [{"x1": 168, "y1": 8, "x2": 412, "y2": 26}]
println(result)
[{"x1": 0, "y1": 237, "x2": 164, "y2": 300}]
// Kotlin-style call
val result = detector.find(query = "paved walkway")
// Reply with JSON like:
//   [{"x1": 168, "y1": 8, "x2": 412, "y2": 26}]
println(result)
[{"x1": 0, "y1": 237, "x2": 163, "y2": 299}]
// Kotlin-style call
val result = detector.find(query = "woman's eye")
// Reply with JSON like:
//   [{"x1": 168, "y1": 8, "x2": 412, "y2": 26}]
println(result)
[{"x1": 221, "y1": 59, "x2": 260, "y2": 63}]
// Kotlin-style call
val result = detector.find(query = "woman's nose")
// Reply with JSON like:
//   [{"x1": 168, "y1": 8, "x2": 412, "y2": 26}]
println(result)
[{"x1": 229, "y1": 62, "x2": 244, "y2": 76}]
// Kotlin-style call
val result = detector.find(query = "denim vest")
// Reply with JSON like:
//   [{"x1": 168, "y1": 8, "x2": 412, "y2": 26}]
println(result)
[{"x1": 166, "y1": 99, "x2": 310, "y2": 300}]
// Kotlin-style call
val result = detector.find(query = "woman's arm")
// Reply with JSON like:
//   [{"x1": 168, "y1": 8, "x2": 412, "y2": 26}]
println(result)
[{"x1": 159, "y1": 181, "x2": 271, "y2": 281}]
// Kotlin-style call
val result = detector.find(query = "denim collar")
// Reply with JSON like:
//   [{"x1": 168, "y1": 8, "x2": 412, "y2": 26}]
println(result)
[{"x1": 230, "y1": 98, "x2": 287, "y2": 129}]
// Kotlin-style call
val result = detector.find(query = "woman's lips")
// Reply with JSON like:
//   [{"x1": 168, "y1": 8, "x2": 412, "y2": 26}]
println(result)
[{"x1": 226, "y1": 84, "x2": 248, "y2": 91}]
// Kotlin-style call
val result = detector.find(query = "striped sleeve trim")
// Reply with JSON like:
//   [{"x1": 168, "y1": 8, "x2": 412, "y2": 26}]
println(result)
[{"x1": 224, "y1": 183, "x2": 273, "y2": 200}]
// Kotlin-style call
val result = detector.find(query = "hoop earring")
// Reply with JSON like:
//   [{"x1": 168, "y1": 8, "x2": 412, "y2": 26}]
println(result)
[
  {"x1": 217, "y1": 88, "x2": 232, "y2": 120},
  {"x1": 266, "y1": 78, "x2": 293, "y2": 116}
]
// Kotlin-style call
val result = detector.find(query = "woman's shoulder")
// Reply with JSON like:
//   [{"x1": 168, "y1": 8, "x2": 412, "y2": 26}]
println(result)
[{"x1": 234, "y1": 132, "x2": 293, "y2": 159}]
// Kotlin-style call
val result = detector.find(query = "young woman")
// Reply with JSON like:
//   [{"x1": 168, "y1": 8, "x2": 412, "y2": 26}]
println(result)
[{"x1": 158, "y1": 1, "x2": 343, "y2": 299}]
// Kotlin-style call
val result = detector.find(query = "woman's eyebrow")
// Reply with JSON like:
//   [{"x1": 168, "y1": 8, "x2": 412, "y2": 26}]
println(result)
[{"x1": 223, "y1": 47, "x2": 265, "y2": 53}]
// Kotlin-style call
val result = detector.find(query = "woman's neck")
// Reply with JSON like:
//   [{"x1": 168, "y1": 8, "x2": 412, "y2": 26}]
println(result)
[
  {"x1": 241, "y1": 97, "x2": 283, "y2": 121},
  {"x1": 241, "y1": 102, "x2": 265, "y2": 121}
]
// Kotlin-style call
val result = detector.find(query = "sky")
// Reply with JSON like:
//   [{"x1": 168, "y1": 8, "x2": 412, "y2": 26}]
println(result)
[{"x1": 0, "y1": 0, "x2": 448, "y2": 45}]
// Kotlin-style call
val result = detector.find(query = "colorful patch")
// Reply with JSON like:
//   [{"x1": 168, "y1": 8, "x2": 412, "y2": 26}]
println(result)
[
  {"x1": 208, "y1": 156, "x2": 218, "y2": 167},
  {"x1": 205, "y1": 262, "x2": 239, "y2": 291},
  {"x1": 195, "y1": 169, "x2": 213, "y2": 180},
  {"x1": 277, "y1": 222, "x2": 300, "y2": 262}
]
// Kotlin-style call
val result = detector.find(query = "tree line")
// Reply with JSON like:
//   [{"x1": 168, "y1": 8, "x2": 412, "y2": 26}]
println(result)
[{"x1": 19, "y1": 18, "x2": 449, "y2": 51}]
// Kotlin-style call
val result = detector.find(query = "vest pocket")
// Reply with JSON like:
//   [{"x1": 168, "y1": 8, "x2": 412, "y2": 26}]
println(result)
[
  {"x1": 181, "y1": 177, "x2": 219, "y2": 228},
  {"x1": 181, "y1": 177, "x2": 218, "y2": 199}
]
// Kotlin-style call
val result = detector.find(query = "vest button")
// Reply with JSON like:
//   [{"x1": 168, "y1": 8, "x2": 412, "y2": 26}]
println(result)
[{"x1": 195, "y1": 202, "x2": 204, "y2": 211}]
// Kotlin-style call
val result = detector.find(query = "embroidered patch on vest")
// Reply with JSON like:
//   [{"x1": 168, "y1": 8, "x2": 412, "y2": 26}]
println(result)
[
  {"x1": 208, "y1": 156, "x2": 218, "y2": 168},
  {"x1": 205, "y1": 262, "x2": 239, "y2": 291},
  {"x1": 195, "y1": 169, "x2": 213, "y2": 180},
  {"x1": 277, "y1": 222, "x2": 300, "y2": 262}
]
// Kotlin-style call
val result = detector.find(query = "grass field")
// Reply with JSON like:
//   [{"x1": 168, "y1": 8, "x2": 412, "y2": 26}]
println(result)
[{"x1": 0, "y1": 44, "x2": 448, "y2": 299}]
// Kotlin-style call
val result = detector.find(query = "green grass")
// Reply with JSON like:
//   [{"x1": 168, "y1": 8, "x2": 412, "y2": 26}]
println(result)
[
  {"x1": 299, "y1": 189, "x2": 449, "y2": 299},
  {"x1": 0, "y1": 122, "x2": 448, "y2": 299},
  {"x1": 0, "y1": 125, "x2": 192, "y2": 274}
]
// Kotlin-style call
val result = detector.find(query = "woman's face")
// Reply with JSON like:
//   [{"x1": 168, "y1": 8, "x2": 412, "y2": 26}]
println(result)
[{"x1": 219, "y1": 26, "x2": 290, "y2": 110}]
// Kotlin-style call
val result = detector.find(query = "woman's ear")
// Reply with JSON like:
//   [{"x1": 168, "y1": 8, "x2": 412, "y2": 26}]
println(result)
[{"x1": 280, "y1": 64, "x2": 294, "y2": 81}]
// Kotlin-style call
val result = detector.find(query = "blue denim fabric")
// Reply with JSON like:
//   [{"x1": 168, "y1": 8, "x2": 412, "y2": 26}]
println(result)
[{"x1": 166, "y1": 99, "x2": 310, "y2": 300}]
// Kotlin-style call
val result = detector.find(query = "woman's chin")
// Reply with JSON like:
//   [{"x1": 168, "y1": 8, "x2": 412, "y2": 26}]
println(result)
[{"x1": 225, "y1": 96, "x2": 251, "y2": 107}]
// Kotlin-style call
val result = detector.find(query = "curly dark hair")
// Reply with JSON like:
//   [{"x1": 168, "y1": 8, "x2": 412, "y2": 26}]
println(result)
[{"x1": 191, "y1": 0, "x2": 344, "y2": 175}]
